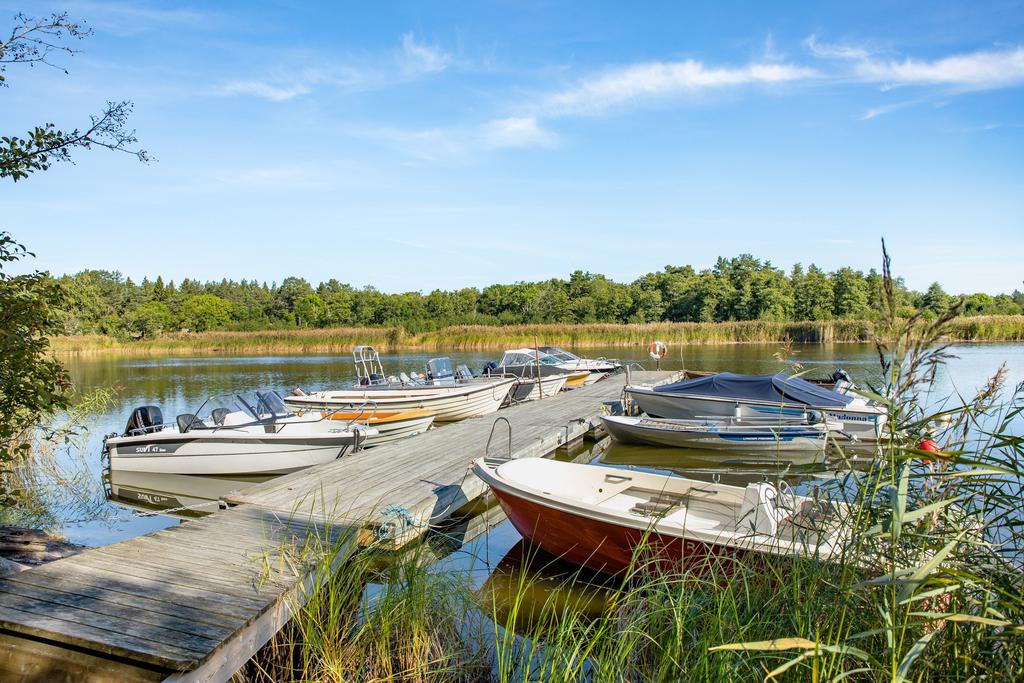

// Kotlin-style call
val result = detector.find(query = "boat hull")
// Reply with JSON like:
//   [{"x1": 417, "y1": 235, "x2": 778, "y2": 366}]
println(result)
[
  {"x1": 313, "y1": 410, "x2": 435, "y2": 446},
  {"x1": 106, "y1": 433, "x2": 358, "y2": 475},
  {"x1": 510, "y1": 375, "x2": 569, "y2": 402},
  {"x1": 285, "y1": 378, "x2": 516, "y2": 422},
  {"x1": 601, "y1": 416, "x2": 828, "y2": 452},
  {"x1": 490, "y1": 484, "x2": 741, "y2": 575},
  {"x1": 626, "y1": 387, "x2": 886, "y2": 441}
]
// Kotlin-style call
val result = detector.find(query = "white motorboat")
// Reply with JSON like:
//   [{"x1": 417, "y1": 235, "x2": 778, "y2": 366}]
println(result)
[
  {"x1": 485, "y1": 349, "x2": 592, "y2": 389},
  {"x1": 473, "y1": 458, "x2": 850, "y2": 575},
  {"x1": 508, "y1": 374, "x2": 570, "y2": 403},
  {"x1": 537, "y1": 346, "x2": 621, "y2": 383},
  {"x1": 104, "y1": 392, "x2": 377, "y2": 475},
  {"x1": 601, "y1": 414, "x2": 840, "y2": 452},
  {"x1": 625, "y1": 372, "x2": 887, "y2": 441},
  {"x1": 285, "y1": 349, "x2": 517, "y2": 422}
]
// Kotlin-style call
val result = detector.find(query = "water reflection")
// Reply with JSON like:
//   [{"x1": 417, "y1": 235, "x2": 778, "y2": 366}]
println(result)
[
  {"x1": 36, "y1": 342, "x2": 1019, "y2": 547},
  {"x1": 479, "y1": 540, "x2": 618, "y2": 634},
  {"x1": 104, "y1": 470, "x2": 272, "y2": 518}
]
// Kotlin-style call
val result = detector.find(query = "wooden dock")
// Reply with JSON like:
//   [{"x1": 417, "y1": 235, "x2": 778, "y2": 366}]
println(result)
[{"x1": 0, "y1": 371, "x2": 676, "y2": 682}]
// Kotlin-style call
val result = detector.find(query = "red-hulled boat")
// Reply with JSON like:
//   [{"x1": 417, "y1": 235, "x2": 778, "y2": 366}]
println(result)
[{"x1": 473, "y1": 458, "x2": 848, "y2": 575}]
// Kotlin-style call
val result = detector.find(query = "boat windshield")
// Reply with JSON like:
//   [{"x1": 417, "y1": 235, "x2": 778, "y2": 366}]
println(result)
[
  {"x1": 542, "y1": 347, "x2": 579, "y2": 362},
  {"x1": 427, "y1": 357, "x2": 455, "y2": 380},
  {"x1": 255, "y1": 390, "x2": 292, "y2": 418}
]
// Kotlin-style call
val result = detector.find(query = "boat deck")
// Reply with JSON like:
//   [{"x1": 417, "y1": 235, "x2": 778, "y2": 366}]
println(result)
[{"x1": 0, "y1": 370, "x2": 677, "y2": 682}]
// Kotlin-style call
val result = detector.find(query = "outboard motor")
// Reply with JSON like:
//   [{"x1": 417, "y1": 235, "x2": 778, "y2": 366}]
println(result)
[
  {"x1": 482, "y1": 361, "x2": 499, "y2": 376},
  {"x1": 124, "y1": 406, "x2": 163, "y2": 436},
  {"x1": 831, "y1": 368, "x2": 853, "y2": 385}
]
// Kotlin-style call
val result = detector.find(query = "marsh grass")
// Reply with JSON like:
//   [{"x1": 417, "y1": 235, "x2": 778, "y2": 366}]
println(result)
[
  {"x1": 239, "y1": 250, "x2": 1022, "y2": 681},
  {"x1": 52, "y1": 315, "x2": 1024, "y2": 356}
]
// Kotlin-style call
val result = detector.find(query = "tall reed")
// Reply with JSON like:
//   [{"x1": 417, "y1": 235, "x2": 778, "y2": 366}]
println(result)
[
  {"x1": 52, "y1": 315, "x2": 1024, "y2": 356},
  {"x1": 240, "y1": 249, "x2": 1022, "y2": 681}
]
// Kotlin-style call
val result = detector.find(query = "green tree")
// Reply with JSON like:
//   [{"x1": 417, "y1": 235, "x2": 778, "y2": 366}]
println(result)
[
  {"x1": 0, "y1": 234, "x2": 71, "y2": 460},
  {"x1": 921, "y1": 282, "x2": 950, "y2": 317},
  {"x1": 832, "y1": 267, "x2": 870, "y2": 319},
  {"x1": 794, "y1": 265, "x2": 834, "y2": 320},
  {"x1": 126, "y1": 301, "x2": 172, "y2": 338},
  {"x1": 0, "y1": 13, "x2": 147, "y2": 180},
  {"x1": 294, "y1": 293, "x2": 325, "y2": 328},
  {"x1": 179, "y1": 294, "x2": 232, "y2": 332}
]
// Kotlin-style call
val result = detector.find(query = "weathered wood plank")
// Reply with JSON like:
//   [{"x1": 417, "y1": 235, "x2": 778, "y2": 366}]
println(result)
[
  {"x1": 3, "y1": 570, "x2": 247, "y2": 628},
  {"x1": 0, "y1": 583, "x2": 232, "y2": 642},
  {"x1": 0, "y1": 371, "x2": 677, "y2": 682}
]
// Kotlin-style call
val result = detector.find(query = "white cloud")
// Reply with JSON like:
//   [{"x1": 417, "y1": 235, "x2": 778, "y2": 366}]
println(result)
[
  {"x1": 855, "y1": 47, "x2": 1024, "y2": 90},
  {"x1": 805, "y1": 35, "x2": 870, "y2": 61},
  {"x1": 218, "y1": 80, "x2": 311, "y2": 102},
  {"x1": 541, "y1": 59, "x2": 817, "y2": 116},
  {"x1": 216, "y1": 33, "x2": 451, "y2": 101},
  {"x1": 400, "y1": 33, "x2": 452, "y2": 75},
  {"x1": 481, "y1": 117, "x2": 559, "y2": 149}
]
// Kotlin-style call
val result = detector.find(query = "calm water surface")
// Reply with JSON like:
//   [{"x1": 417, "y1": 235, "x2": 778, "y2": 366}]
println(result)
[{"x1": 45, "y1": 343, "x2": 1024, "y2": 559}]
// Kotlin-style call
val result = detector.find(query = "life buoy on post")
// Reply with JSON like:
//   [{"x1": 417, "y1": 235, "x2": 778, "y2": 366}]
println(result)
[{"x1": 648, "y1": 340, "x2": 667, "y2": 369}]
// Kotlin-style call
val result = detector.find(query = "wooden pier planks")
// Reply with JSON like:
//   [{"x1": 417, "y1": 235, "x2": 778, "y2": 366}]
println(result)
[{"x1": 0, "y1": 370, "x2": 676, "y2": 681}]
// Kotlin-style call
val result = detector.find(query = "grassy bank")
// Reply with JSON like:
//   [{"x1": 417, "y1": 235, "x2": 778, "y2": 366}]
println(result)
[
  {"x1": 51, "y1": 315, "x2": 1024, "y2": 355},
  {"x1": 234, "y1": 309, "x2": 1024, "y2": 682}
]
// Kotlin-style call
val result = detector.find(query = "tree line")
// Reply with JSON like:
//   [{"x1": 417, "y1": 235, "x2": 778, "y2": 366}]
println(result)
[{"x1": 52, "y1": 255, "x2": 1024, "y2": 338}]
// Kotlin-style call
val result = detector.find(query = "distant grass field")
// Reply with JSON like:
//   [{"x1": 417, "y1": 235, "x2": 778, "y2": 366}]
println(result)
[{"x1": 50, "y1": 315, "x2": 1024, "y2": 355}]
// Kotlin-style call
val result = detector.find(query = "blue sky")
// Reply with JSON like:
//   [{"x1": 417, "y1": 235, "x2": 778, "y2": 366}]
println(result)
[{"x1": 3, "y1": 1, "x2": 1022, "y2": 294}]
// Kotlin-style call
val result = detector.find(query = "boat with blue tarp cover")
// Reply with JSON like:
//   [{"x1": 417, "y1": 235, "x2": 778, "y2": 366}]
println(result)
[{"x1": 624, "y1": 372, "x2": 887, "y2": 441}]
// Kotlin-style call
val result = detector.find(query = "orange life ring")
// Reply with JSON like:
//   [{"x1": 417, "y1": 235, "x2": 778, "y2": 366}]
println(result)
[{"x1": 648, "y1": 341, "x2": 667, "y2": 360}]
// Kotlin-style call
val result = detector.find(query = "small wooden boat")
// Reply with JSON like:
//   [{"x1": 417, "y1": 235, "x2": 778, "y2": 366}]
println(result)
[
  {"x1": 600, "y1": 415, "x2": 834, "y2": 451},
  {"x1": 310, "y1": 408, "x2": 435, "y2": 446},
  {"x1": 473, "y1": 458, "x2": 848, "y2": 575}
]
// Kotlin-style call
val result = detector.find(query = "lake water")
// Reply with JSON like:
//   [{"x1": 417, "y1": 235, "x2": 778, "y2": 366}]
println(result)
[{"x1": 36, "y1": 342, "x2": 1024, "y2": 558}]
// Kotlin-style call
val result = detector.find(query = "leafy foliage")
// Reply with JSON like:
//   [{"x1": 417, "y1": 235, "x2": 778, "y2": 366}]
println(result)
[
  {"x1": 45, "y1": 256, "x2": 1023, "y2": 339},
  {"x1": 0, "y1": 12, "x2": 148, "y2": 181},
  {"x1": 0, "y1": 233, "x2": 70, "y2": 463}
]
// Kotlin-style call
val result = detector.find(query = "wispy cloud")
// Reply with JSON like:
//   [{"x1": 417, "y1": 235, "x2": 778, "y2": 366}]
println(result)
[
  {"x1": 856, "y1": 47, "x2": 1024, "y2": 90},
  {"x1": 540, "y1": 59, "x2": 817, "y2": 116},
  {"x1": 63, "y1": 1, "x2": 209, "y2": 34},
  {"x1": 218, "y1": 80, "x2": 311, "y2": 102},
  {"x1": 480, "y1": 117, "x2": 559, "y2": 149},
  {"x1": 400, "y1": 33, "x2": 452, "y2": 75},
  {"x1": 805, "y1": 35, "x2": 871, "y2": 61},
  {"x1": 216, "y1": 32, "x2": 453, "y2": 102}
]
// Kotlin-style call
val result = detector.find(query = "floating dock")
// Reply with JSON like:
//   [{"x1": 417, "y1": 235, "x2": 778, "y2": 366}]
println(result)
[{"x1": 0, "y1": 371, "x2": 677, "y2": 682}]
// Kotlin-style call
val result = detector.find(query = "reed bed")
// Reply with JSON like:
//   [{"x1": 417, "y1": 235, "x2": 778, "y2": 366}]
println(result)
[
  {"x1": 52, "y1": 316, "x2": 1024, "y2": 356},
  {"x1": 236, "y1": 268, "x2": 1023, "y2": 682}
]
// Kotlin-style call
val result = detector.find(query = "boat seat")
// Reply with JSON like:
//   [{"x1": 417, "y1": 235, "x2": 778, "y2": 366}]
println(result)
[
  {"x1": 631, "y1": 492, "x2": 686, "y2": 516},
  {"x1": 210, "y1": 408, "x2": 230, "y2": 425},
  {"x1": 177, "y1": 414, "x2": 205, "y2": 432}
]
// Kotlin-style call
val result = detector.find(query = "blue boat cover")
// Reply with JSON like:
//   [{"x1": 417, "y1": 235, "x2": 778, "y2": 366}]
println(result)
[{"x1": 653, "y1": 372, "x2": 854, "y2": 407}]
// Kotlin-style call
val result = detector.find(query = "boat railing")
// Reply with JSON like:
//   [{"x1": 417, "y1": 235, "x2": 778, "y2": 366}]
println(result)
[
  {"x1": 336, "y1": 399, "x2": 380, "y2": 430},
  {"x1": 484, "y1": 416, "x2": 513, "y2": 465}
]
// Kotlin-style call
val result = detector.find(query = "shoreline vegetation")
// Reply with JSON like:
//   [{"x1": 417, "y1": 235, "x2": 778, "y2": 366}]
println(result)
[{"x1": 51, "y1": 315, "x2": 1024, "y2": 355}]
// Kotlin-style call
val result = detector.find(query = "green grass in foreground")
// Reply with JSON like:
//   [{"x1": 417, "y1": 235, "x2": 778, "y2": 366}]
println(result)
[
  {"x1": 52, "y1": 315, "x2": 1024, "y2": 355},
  {"x1": 236, "y1": 308, "x2": 1024, "y2": 682}
]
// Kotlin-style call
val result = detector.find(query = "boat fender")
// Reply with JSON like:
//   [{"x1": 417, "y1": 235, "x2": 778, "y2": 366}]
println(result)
[{"x1": 648, "y1": 340, "x2": 667, "y2": 360}]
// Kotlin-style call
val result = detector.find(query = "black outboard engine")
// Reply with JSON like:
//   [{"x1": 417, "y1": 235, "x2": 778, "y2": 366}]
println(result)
[
  {"x1": 124, "y1": 406, "x2": 163, "y2": 436},
  {"x1": 831, "y1": 368, "x2": 853, "y2": 385},
  {"x1": 482, "y1": 361, "x2": 499, "y2": 376}
]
